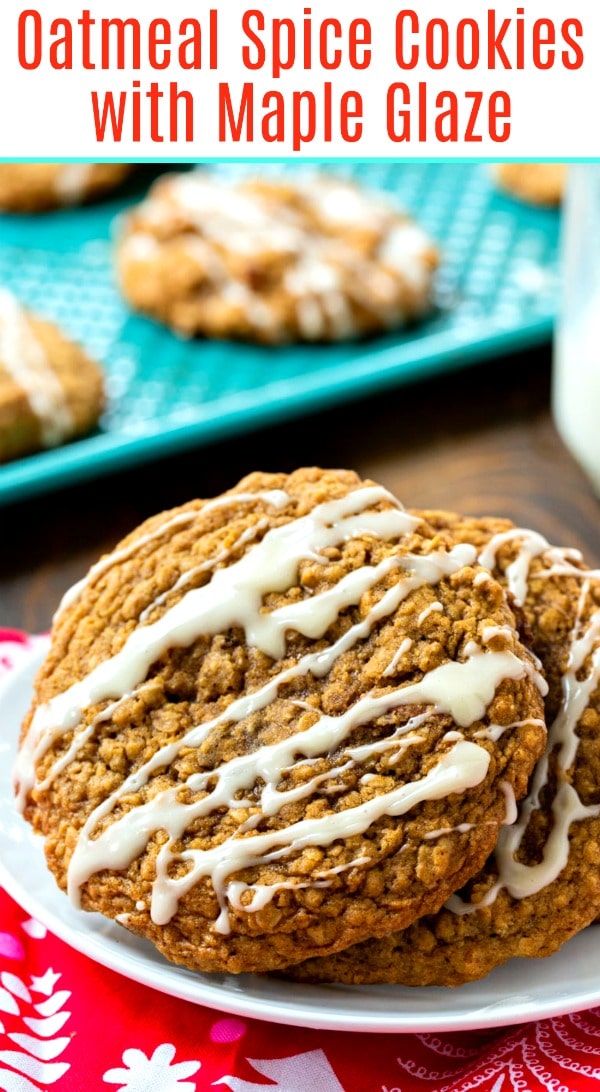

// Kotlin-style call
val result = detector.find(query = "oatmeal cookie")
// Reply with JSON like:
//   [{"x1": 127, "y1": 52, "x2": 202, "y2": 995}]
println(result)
[
  {"x1": 289, "y1": 512, "x2": 600, "y2": 985},
  {"x1": 493, "y1": 163, "x2": 566, "y2": 206},
  {"x1": 0, "y1": 288, "x2": 104, "y2": 462},
  {"x1": 116, "y1": 173, "x2": 438, "y2": 343},
  {"x1": 0, "y1": 164, "x2": 132, "y2": 212},
  {"x1": 16, "y1": 472, "x2": 546, "y2": 975}
]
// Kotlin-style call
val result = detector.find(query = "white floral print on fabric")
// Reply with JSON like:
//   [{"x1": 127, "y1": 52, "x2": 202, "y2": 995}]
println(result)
[
  {"x1": 398, "y1": 1009, "x2": 600, "y2": 1091},
  {"x1": 103, "y1": 1044, "x2": 200, "y2": 1092},
  {"x1": 19, "y1": 924, "x2": 46, "y2": 943},
  {"x1": 215, "y1": 1049, "x2": 345, "y2": 1092},
  {"x1": 0, "y1": 967, "x2": 71, "y2": 1092}
]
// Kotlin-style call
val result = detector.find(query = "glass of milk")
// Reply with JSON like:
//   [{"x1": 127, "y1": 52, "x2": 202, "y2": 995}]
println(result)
[{"x1": 553, "y1": 165, "x2": 600, "y2": 493}]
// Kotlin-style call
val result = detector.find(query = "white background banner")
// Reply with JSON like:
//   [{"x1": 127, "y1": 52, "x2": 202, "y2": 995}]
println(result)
[{"x1": 0, "y1": 0, "x2": 597, "y2": 157}]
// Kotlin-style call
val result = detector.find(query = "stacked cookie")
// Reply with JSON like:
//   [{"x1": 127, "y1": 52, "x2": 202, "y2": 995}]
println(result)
[
  {"x1": 16, "y1": 467, "x2": 600, "y2": 985},
  {"x1": 290, "y1": 509, "x2": 600, "y2": 984}
]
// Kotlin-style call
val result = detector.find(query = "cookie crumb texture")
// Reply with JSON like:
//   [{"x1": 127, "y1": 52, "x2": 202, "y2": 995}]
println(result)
[
  {"x1": 0, "y1": 163, "x2": 132, "y2": 212},
  {"x1": 18, "y1": 469, "x2": 545, "y2": 975},
  {"x1": 0, "y1": 289, "x2": 104, "y2": 463},
  {"x1": 117, "y1": 174, "x2": 439, "y2": 344},
  {"x1": 289, "y1": 511, "x2": 600, "y2": 986}
]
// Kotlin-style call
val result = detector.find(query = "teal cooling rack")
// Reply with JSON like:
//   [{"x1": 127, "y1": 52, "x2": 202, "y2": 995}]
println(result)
[{"x1": 0, "y1": 162, "x2": 560, "y2": 505}]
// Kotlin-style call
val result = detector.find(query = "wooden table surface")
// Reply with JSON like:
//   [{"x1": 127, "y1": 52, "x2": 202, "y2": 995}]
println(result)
[{"x1": 2, "y1": 341, "x2": 599, "y2": 633}]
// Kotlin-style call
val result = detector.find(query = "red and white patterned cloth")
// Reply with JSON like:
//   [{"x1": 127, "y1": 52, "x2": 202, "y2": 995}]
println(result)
[{"x1": 2, "y1": 630, "x2": 600, "y2": 1092}]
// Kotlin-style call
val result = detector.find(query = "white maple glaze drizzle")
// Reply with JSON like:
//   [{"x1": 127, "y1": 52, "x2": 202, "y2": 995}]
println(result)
[
  {"x1": 378, "y1": 223, "x2": 435, "y2": 291},
  {"x1": 54, "y1": 164, "x2": 95, "y2": 203},
  {"x1": 20, "y1": 483, "x2": 543, "y2": 934},
  {"x1": 285, "y1": 258, "x2": 348, "y2": 341},
  {"x1": 54, "y1": 504, "x2": 409, "y2": 717},
  {"x1": 423, "y1": 770, "x2": 522, "y2": 843},
  {"x1": 321, "y1": 290, "x2": 355, "y2": 339},
  {"x1": 296, "y1": 177, "x2": 393, "y2": 229},
  {"x1": 56, "y1": 489, "x2": 290, "y2": 618},
  {"x1": 16, "y1": 486, "x2": 420, "y2": 804},
  {"x1": 481, "y1": 625, "x2": 514, "y2": 647},
  {"x1": 198, "y1": 743, "x2": 489, "y2": 932},
  {"x1": 0, "y1": 288, "x2": 73, "y2": 447},
  {"x1": 473, "y1": 717, "x2": 546, "y2": 743},
  {"x1": 383, "y1": 638, "x2": 413, "y2": 678},
  {"x1": 478, "y1": 528, "x2": 595, "y2": 608},
  {"x1": 479, "y1": 529, "x2": 551, "y2": 607},
  {"x1": 500, "y1": 780, "x2": 518, "y2": 826},
  {"x1": 32, "y1": 542, "x2": 473, "y2": 813},
  {"x1": 539, "y1": 557, "x2": 600, "y2": 582},
  {"x1": 123, "y1": 233, "x2": 160, "y2": 261},
  {"x1": 138, "y1": 520, "x2": 269, "y2": 624},
  {"x1": 448, "y1": 569, "x2": 600, "y2": 915},
  {"x1": 164, "y1": 742, "x2": 490, "y2": 932},
  {"x1": 424, "y1": 781, "x2": 517, "y2": 844},
  {"x1": 65, "y1": 647, "x2": 522, "y2": 930},
  {"x1": 164, "y1": 174, "x2": 300, "y2": 256},
  {"x1": 34, "y1": 689, "x2": 151, "y2": 794},
  {"x1": 473, "y1": 572, "x2": 494, "y2": 589},
  {"x1": 494, "y1": 594, "x2": 600, "y2": 898},
  {"x1": 424, "y1": 822, "x2": 477, "y2": 841},
  {"x1": 418, "y1": 601, "x2": 443, "y2": 625},
  {"x1": 226, "y1": 855, "x2": 372, "y2": 916}
]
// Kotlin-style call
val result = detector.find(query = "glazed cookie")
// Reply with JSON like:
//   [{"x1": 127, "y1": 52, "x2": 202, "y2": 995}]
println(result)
[
  {"x1": 0, "y1": 164, "x2": 132, "y2": 212},
  {"x1": 493, "y1": 163, "x2": 566, "y2": 206},
  {"x1": 15, "y1": 469, "x2": 546, "y2": 975},
  {"x1": 0, "y1": 288, "x2": 104, "y2": 462},
  {"x1": 116, "y1": 173, "x2": 439, "y2": 343},
  {"x1": 289, "y1": 512, "x2": 600, "y2": 986}
]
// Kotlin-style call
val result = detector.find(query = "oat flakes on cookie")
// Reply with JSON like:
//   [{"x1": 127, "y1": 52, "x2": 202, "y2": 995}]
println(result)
[
  {"x1": 15, "y1": 470, "x2": 547, "y2": 975},
  {"x1": 116, "y1": 173, "x2": 438, "y2": 343},
  {"x1": 0, "y1": 288, "x2": 104, "y2": 463},
  {"x1": 289, "y1": 512, "x2": 600, "y2": 986},
  {"x1": 0, "y1": 163, "x2": 132, "y2": 213}
]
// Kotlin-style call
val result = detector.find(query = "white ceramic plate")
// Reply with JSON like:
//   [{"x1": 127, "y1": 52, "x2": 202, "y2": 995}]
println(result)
[{"x1": 2, "y1": 645, "x2": 600, "y2": 1034}]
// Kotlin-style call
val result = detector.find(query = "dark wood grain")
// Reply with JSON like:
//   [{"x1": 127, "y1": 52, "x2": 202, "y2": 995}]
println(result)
[{"x1": 2, "y1": 343, "x2": 599, "y2": 633}]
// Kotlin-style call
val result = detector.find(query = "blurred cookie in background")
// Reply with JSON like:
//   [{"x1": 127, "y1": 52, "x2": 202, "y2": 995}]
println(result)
[
  {"x1": 493, "y1": 163, "x2": 566, "y2": 207},
  {"x1": 117, "y1": 172, "x2": 439, "y2": 344},
  {"x1": 0, "y1": 288, "x2": 104, "y2": 462},
  {"x1": 0, "y1": 164, "x2": 132, "y2": 212}
]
